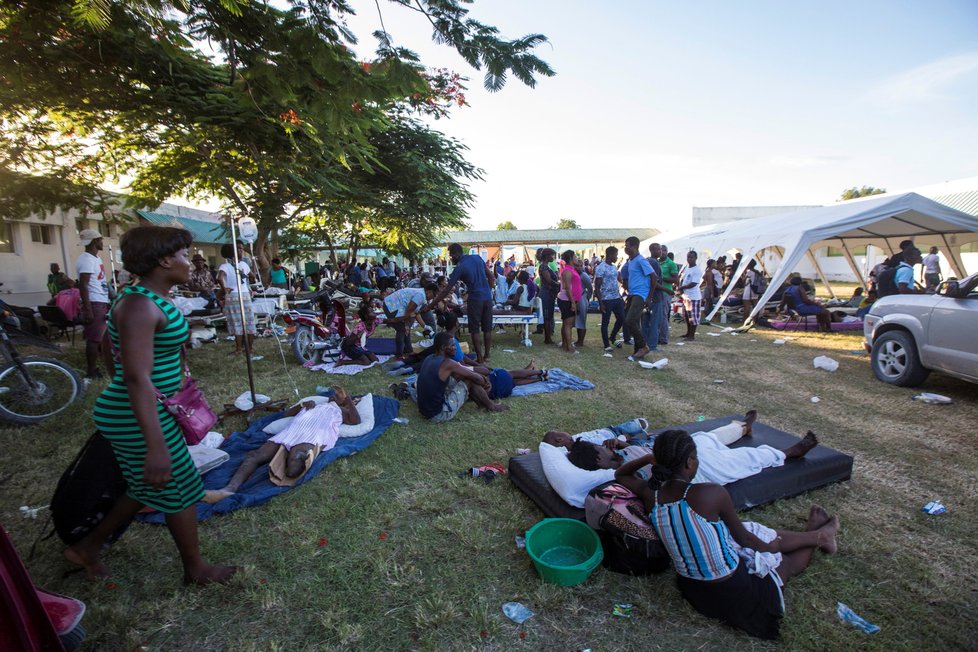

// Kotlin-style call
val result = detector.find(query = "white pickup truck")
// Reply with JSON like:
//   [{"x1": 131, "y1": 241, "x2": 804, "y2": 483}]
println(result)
[{"x1": 863, "y1": 272, "x2": 978, "y2": 386}]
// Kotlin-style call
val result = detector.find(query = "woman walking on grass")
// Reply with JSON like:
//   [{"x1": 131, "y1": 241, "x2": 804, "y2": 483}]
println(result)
[
  {"x1": 64, "y1": 225, "x2": 237, "y2": 586},
  {"x1": 617, "y1": 429, "x2": 839, "y2": 639}
]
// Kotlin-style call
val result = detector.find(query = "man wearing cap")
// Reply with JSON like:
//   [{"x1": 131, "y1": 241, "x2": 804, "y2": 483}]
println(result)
[
  {"x1": 76, "y1": 229, "x2": 113, "y2": 379},
  {"x1": 187, "y1": 254, "x2": 218, "y2": 306}
]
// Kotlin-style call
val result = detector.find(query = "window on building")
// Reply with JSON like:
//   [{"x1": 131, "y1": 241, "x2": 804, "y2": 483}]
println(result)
[
  {"x1": 30, "y1": 224, "x2": 53, "y2": 245},
  {"x1": 825, "y1": 245, "x2": 867, "y2": 257},
  {"x1": 75, "y1": 218, "x2": 86, "y2": 235},
  {"x1": 97, "y1": 220, "x2": 110, "y2": 237},
  {"x1": 0, "y1": 221, "x2": 13, "y2": 253},
  {"x1": 961, "y1": 242, "x2": 978, "y2": 253}
]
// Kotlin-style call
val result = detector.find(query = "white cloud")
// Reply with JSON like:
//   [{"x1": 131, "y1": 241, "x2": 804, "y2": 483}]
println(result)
[
  {"x1": 864, "y1": 53, "x2": 978, "y2": 105},
  {"x1": 769, "y1": 155, "x2": 847, "y2": 169}
]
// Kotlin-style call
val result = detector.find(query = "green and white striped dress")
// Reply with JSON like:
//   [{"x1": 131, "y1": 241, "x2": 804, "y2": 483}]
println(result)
[{"x1": 93, "y1": 285, "x2": 205, "y2": 512}]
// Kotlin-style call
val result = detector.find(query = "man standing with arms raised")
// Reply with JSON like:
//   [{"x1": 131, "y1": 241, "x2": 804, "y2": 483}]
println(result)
[
  {"x1": 621, "y1": 236, "x2": 655, "y2": 361},
  {"x1": 76, "y1": 228, "x2": 113, "y2": 379},
  {"x1": 430, "y1": 243, "x2": 496, "y2": 363}
]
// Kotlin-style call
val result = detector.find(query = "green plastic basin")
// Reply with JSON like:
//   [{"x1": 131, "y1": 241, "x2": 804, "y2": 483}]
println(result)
[{"x1": 525, "y1": 518, "x2": 603, "y2": 586}]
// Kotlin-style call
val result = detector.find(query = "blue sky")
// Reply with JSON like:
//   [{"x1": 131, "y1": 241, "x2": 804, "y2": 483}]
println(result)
[{"x1": 343, "y1": 0, "x2": 978, "y2": 232}]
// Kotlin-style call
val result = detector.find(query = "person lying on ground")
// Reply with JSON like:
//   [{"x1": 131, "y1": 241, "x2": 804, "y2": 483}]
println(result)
[
  {"x1": 334, "y1": 303, "x2": 380, "y2": 367},
  {"x1": 559, "y1": 410, "x2": 818, "y2": 488},
  {"x1": 627, "y1": 429, "x2": 839, "y2": 640},
  {"x1": 203, "y1": 387, "x2": 361, "y2": 503}
]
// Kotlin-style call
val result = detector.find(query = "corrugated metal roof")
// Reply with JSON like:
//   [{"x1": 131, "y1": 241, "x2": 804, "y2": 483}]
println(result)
[
  {"x1": 137, "y1": 210, "x2": 230, "y2": 245},
  {"x1": 930, "y1": 190, "x2": 978, "y2": 217},
  {"x1": 439, "y1": 227, "x2": 660, "y2": 246}
]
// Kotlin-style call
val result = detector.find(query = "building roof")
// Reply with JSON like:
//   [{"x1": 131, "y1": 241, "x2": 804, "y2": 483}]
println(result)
[
  {"x1": 439, "y1": 227, "x2": 659, "y2": 246},
  {"x1": 137, "y1": 210, "x2": 230, "y2": 245}
]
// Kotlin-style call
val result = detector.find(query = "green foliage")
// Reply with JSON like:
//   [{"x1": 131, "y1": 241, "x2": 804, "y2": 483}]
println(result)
[
  {"x1": 552, "y1": 218, "x2": 580, "y2": 230},
  {"x1": 840, "y1": 185, "x2": 886, "y2": 200},
  {"x1": 496, "y1": 220, "x2": 517, "y2": 230}
]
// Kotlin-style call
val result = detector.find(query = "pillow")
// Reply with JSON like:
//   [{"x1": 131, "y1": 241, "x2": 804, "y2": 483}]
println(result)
[
  {"x1": 539, "y1": 442, "x2": 616, "y2": 508},
  {"x1": 262, "y1": 416, "x2": 295, "y2": 436},
  {"x1": 338, "y1": 393, "x2": 374, "y2": 438},
  {"x1": 291, "y1": 395, "x2": 331, "y2": 409}
]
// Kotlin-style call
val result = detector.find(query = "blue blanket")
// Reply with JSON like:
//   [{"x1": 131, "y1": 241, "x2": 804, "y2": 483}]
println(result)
[
  {"x1": 136, "y1": 394, "x2": 400, "y2": 523},
  {"x1": 510, "y1": 368, "x2": 594, "y2": 397}
]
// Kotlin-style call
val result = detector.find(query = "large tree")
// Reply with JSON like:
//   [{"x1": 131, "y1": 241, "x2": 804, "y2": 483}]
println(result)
[
  {"x1": 0, "y1": 0, "x2": 554, "y2": 270},
  {"x1": 496, "y1": 220, "x2": 517, "y2": 230},
  {"x1": 552, "y1": 218, "x2": 581, "y2": 230}
]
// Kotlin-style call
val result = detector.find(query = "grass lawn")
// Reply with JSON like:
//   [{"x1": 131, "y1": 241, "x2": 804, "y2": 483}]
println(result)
[{"x1": 2, "y1": 314, "x2": 977, "y2": 651}]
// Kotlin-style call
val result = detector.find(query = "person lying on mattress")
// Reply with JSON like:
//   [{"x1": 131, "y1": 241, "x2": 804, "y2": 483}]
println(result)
[
  {"x1": 202, "y1": 387, "x2": 362, "y2": 503},
  {"x1": 554, "y1": 410, "x2": 819, "y2": 487},
  {"x1": 624, "y1": 429, "x2": 840, "y2": 640}
]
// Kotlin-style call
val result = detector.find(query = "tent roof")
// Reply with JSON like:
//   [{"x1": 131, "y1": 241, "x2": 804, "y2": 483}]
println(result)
[
  {"x1": 137, "y1": 210, "x2": 230, "y2": 245},
  {"x1": 649, "y1": 192, "x2": 978, "y2": 257},
  {"x1": 440, "y1": 227, "x2": 659, "y2": 246}
]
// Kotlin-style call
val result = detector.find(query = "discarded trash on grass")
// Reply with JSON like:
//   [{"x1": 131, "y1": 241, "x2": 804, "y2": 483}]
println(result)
[
  {"x1": 773, "y1": 339, "x2": 786, "y2": 345},
  {"x1": 707, "y1": 333, "x2": 722, "y2": 337},
  {"x1": 502, "y1": 602, "x2": 534, "y2": 624},
  {"x1": 922, "y1": 500, "x2": 947, "y2": 515},
  {"x1": 515, "y1": 535, "x2": 526, "y2": 549},
  {"x1": 638, "y1": 358, "x2": 669, "y2": 370},
  {"x1": 912, "y1": 393, "x2": 952, "y2": 405},
  {"x1": 603, "y1": 353, "x2": 613, "y2": 358},
  {"x1": 612, "y1": 603, "x2": 633, "y2": 618},
  {"x1": 714, "y1": 379, "x2": 724, "y2": 384},
  {"x1": 503, "y1": 348, "x2": 516, "y2": 353},
  {"x1": 813, "y1": 356, "x2": 839, "y2": 372},
  {"x1": 393, "y1": 417, "x2": 409, "y2": 424},
  {"x1": 836, "y1": 602, "x2": 880, "y2": 634},
  {"x1": 811, "y1": 397, "x2": 821, "y2": 403}
]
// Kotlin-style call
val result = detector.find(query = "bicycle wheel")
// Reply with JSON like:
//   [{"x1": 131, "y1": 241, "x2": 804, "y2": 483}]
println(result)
[{"x1": 0, "y1": 356, "x2": 84, "y2": 425}]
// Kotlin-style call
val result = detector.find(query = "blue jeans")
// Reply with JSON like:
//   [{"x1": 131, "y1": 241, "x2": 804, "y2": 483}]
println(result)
[
  {"x1": 599, "y1": 298, "x2": 625, "y2": 348},
  {"x1": 607, "y1": 418, "x2": 648, "y2": 438},
  {"x1": 641, "y1": 294, "x2": 662, "y2": 352}
]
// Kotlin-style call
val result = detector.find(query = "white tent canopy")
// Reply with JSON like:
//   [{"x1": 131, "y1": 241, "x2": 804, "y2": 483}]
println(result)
[{"x1": 644, "y1": 192, "x2": 978, "y2": 322}]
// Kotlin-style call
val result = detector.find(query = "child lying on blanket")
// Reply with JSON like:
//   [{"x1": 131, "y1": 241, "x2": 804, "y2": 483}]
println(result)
[
  {"x1": 334, "y1": 304, "x2": 380, "y2": 368},
  {"x1": 203, "y1": 387, "x2": 361, "y2": 503},
  {"x1": 549, "y1": 410, "x2": 819, "y2": 487}
]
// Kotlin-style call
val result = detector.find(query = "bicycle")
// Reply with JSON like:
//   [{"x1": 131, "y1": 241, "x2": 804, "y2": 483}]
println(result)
[{"x1": 0, "y1": 311, "x2": 85, "y2": 426}]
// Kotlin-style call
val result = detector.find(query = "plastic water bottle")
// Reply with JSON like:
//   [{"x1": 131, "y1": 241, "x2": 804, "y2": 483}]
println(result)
[
  {"x1": 501, "y1": 602, "x2": 534, "y2": 624},
  {"x1": 836, "y1": 602, "x2": 880, "y2": 634}
]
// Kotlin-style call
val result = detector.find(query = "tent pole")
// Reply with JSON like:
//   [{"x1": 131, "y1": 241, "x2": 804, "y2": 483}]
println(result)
[
  {"x1": 705, "y1": 250, "x2": 751, "y2": 322},
  {"x1": 939, "y1": 234, "x2": 965, "y2": 278},
  {"x1": 805, "y1": 249, "x2": 837, "y2": 300},
  {"x1": 754, "y1": 248, "x2": 771, "y2": 277},
  {"x1": 839, "y1": 240, "x2": 867, "y2": 290}
]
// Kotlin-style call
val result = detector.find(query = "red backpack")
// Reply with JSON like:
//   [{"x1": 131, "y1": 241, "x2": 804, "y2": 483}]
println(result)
[{"x1": 584, "y1": 482, "x2": 669, "y2": 576}]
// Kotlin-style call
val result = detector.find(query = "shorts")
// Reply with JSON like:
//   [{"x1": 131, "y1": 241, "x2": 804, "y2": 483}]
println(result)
[
  {"x1": 683, "y1": 298, "x2": 702, "y2": 324},
  {"x1": 557, "y1": 298, "x2": 576, "y2": 320},
  {"x1": 742, "y1": 285, "x2": 756, "y2": 301},
  {"x1": 224, "y1": 294, "x2": 257, "y2": 335},
  {"x1": 466, "y1": 298, "x2": 493, "y2": 333},
  {"x1": 575, "y1": 298, "x2": 589, "y2": 330},
  {"x1": 341, "y1": 341, "x2": 369, "y2": 360},
  {"x1": 429, "y1": 377, "x2": 469, "y2": 423},
  {"x1": 83, "y1": 301, "x2": 109, "y2": 343},
  {"x1": 488, "y1": 368, "x2": 514, "y2": 400}
]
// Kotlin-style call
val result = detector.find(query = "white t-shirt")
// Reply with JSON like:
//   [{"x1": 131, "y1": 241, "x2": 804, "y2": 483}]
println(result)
[
  {"x1": 76, "y1": 252, "x2": 109, "y2": 304},
  {"x1": 681, "y1": 265, "x2": 703, "y2": 301},
  {"x1": 922, "y1": 253, "x2": 940, "y2": 275},
  {"x1": 219, "y1": 260, "x2": 252, "y2": 298}
]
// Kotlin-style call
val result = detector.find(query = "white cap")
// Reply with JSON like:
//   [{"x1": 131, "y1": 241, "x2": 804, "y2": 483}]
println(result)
[{"x1": 78, "y1": 229, "x2": 102, "y2": 246}]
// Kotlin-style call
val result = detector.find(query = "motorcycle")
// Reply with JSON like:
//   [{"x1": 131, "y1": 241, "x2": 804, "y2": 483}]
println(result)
[{"x1": 281, "y1": 287, "x2": 348, "y2": 365}]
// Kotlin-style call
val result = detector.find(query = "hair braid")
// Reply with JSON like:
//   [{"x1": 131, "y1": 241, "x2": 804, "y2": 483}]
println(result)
[{"x1": 649, "y1": 429, "x2": 696, "y2": 489}]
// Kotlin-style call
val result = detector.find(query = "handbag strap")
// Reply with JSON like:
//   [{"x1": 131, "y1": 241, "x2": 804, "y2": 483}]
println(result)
[{"x1": 155, "y1": 345, "x2": 192, "y2": 403}]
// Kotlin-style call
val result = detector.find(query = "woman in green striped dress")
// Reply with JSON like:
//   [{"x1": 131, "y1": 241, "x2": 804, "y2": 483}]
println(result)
[{"x1": 64, "y1": 226, "x2": 237, "y2": 586}]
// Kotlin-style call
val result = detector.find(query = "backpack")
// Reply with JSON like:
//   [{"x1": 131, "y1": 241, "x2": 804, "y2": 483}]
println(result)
[
  {"x1": 584, "y1": 482, "x2": 670, "y2": 576},
  {"x1": 876, "y1": 266, "x2": 898, "y2": 298},
  {"x1": 50, "y1": 431, "x2": 129, "y2": 545}
]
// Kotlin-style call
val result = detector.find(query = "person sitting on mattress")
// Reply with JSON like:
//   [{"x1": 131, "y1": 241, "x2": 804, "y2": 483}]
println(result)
[
  {"x1": 203, "y1": 387, "x2": 362, "y2": 503},
  {"x1": 625, "y1": 429, "x2": 840, "y2": 640},
  {"x1": 559, "y1": 410, "x2": 819, "y2": 488}
]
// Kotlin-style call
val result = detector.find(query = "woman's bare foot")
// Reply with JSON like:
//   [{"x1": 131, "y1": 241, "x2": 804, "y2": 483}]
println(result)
[
  {"x1": 183, "y1": 563, "x2": 240, "y2": 587},
  {"x1": 743, "y1": 409, "x2": 758, "y2": 436},
  {"x1": 524, "y1": 359, "x2": 537, "y2": 371},
  {"x1": 202, "y1": 489, "x2": 234, "y2": 505},
  {"x1": 816, "y1": 515, "x2": 840, "y2": 554},
  {"x1": 63, "y1": 544, "x2": 109, "y2": 581},
  {"x1": 783, "y1": 431, "x2": 818, "y2": 459},
  {"x1": 806, "y1": 504, "x2": 831, "y2": 531}
]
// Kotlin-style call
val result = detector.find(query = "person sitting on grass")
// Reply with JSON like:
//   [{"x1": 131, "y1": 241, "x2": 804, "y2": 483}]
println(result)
[
  {"x1": 204, "y1": 387, "x2": 361, "y2": 503},
  {"x1": 557, "y1": 410, "x2": 819, "y2": 488},
  {"x1": 622, "y1": 429, "x2": 839, "y2": 640},
  {"x1": 411, "y1": 332, "x2": 508, "y2": 422},
  {"x1": 855, "y1": 288, "x2": 877, "y2": 319},
  {"x1": 334, "y1": 303, "x2": 380, "y2": 367}
]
